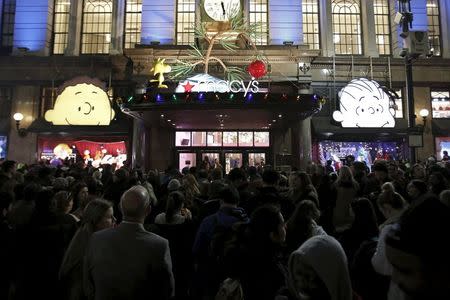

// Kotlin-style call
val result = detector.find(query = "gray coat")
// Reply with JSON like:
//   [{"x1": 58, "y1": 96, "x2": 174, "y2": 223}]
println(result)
[{"x1": 84, "y1": 222, "x2": 174, "y2": 300}]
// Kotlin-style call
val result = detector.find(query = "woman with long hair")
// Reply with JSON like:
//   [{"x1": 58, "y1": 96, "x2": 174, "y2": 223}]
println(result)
[
  {"x1": 154, "y1": 191, "x2": 191, "y2": 225},
  {"x1": 288, "y1": 171, "x2": 319, "y2": 207},
  {"x1": 181, "y1": 173, "x2": 201, "y2": 209},
  {"x1": 59, "y1": 199, "x2": 115, "y2": 300},
  {"x1": 286, "y1": 200, "x2": 326, "y2": 254},
  {"x1": 332, "y1": 166, "x2": 359, "y2": 234}
]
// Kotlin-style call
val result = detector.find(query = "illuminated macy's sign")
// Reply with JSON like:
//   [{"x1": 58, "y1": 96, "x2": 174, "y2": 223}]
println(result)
[{"x1": 175, "y1": 74, "x2": 266, "y2": 96}]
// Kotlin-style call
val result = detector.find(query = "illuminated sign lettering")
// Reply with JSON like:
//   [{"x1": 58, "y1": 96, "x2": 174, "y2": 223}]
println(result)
[
  {"x1": 332, "y1": 78, "x2": 395, "y2": 128},
  {"x1": 175, "y1": 74, "x2": 265, "y2": 96},
  {"x1": 45, "y1": 76, "x2": 115, "y2": 126}
]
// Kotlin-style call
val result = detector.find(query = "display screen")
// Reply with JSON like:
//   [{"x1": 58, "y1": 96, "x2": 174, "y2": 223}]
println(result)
[
  {"x1": 254, "y1": 132, "x2": 270, "y2": 147},
  {"x1": 238, "y1": 132, "x2": 253, "y2": 147},
  {"x1": 0, "y1": 136, "x2": 7, "y2": 160},
  {"x1": 431, "y1": 91, "x2": 450, "y2": 118},
  {"x1": 176, "y1": 132, "x2": 191, "y2": 146},
  {"x1": 223, "y1": 132, "x2": 238, "y2": 147},
  {"x1": 207, "y1": 132, "x2": 223, "y2": 147},
  {"x1": 192, "y1": 131, "x2": 206, "y2": 146}
]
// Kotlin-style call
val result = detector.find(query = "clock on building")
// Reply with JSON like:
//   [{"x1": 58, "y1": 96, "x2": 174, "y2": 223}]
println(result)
[{"x1": 202, "y1": 0, "x2": 242, "y2": 22}]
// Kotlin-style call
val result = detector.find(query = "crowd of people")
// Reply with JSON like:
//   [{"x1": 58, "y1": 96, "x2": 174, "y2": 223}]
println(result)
[{"x1": 0, "y1": 155, "x2": 450, "y2": 300}]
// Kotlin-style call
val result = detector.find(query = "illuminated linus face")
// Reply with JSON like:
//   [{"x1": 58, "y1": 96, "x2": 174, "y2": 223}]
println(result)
[
  {"x1": 45, "y1": 83, "x2": 115, "y2": 126},
  {"x1": 332, "y1": 78, "x2": 395, "y2": 128}
]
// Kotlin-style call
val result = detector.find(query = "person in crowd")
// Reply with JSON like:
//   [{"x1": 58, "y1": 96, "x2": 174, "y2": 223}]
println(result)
[
  {"x1": 103, "y1": 168, "x2": 131, "y2": 222},
  {"x1": 181, "y1": 173, "x2": 201, "y2": 209},
  {"x1": 0, "y1": 191, "x2": 14, "y2": 299},
  {"x1": 286, "y1": 199, "x2": 326, "y2": 254},
  {"x1": 385, "y1": 197, "x2": 450, "y2": 299},
  {"x1": 428, "y1": 171, "x2": 449, "y2": 197},
  {"x1": 405, "y1": 179, "x2": 428, "y2": 206},
  {"x1": 71, "y1": 182, "x2": 89, "y2": 222},
  {"x1": 84, "y1": 186, "x2": 174, "y2": 300},
  {"x1": 288, "y1": 171, "x2": 319, "y2": 207},
  {"x1": 196, "y1": 168, "x2": 210, "y2": 200},
  {"x1": 325, "y1": 160, "x2": 335, "y2": 174},
  {"x1": 192, "y1": 186, "x2": 248, "y2": 298},
  {"x1": 53, "y1": 191, "x2": 79, "y2": 230},
  {"x1": 440, "y1": 189, "x2": 450, "y2": 207},
  {"x1": 339, "y1": 197, "x2": 379, "y2": 265},
  {"x1": 332, "y1": 166, "x2": 359, "y2": 234},
  {"x1": 442, "y1": 150, "x2": 449, "y2": 161},
  {"x1": 287, "y1": 235, "x2": 353, "y2": 300},
  {"x1": 410, "y1": 163, "x2": 426, "y2": 181},
  {"x1": 59, "y1": 199, "x2": 115, "y2": 300},
  {"x1": 371, "y1": 190, "x2": 408, "y2": 300},
  {"x1": 53, "y1": 177, "x2": 69, "y2": 193},
  {"x1": 7, "y1": 182, "x2": 40, "y2": 229},
  {"x1": 225, "y1": 205, "x2": 287, "y2": 300},
  {"x1": 155, "y1": 191, "x2": 192, "y2": 225},
  {"x1": 387, "y1": 162, "x2": 407, "y2": 197}
]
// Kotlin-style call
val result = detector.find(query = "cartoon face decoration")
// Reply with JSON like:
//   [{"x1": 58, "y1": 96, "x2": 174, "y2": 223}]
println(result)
[
  {"x1": 332, "y1": 78, "x2": 396, "y2": 128},
  {"x1": 45, "y1": 77, "x2": 115, "y2": 126}
]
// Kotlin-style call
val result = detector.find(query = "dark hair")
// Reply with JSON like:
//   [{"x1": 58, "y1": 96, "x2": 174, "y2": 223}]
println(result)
[
  {"x1": 53, "y1": 191, "x2": 73, "y2": 215},
  {"x1": 219, "y1": 186, "x2": 239, "y2": 205},
  {"x1": 262, "y1": 169, "x2": 280, "y2": 185},
  {"x1": 377, "y1": 190, "x2": 406, "y2": 210},
  {"x1": 165, "y1": 191, "x2": 185, "y2": 223},
  {"x1": 83, "y1": 199, "x2": 113, "y2": 232},
  {"x1": 351, "y1": 198, "x2": 379, "y2": 238},
  {"x1": 386, "y1": 196, "x2": 450, "y2": 267},
  {"x1": 372, "y1": 162, "x2": 388, "y2": 173},
  {"x1": 57, "y1": 76, "x2": 106, "y2": 96},
  {"x1": 1, "y1": 160, "x2": 16, "y2": 173},
  {"x1": 408, "y1": 180, "x2": 428, "y2": 195},
  {"x1": 286, "y1": 200, "x2": 320, "y2": 250},
  {"x1": 72, "y1": 181, "x2": 88, "y2": 208},
  {"x1": 249, "y1": 205, "x2": 283, "y2": 245},
  {"x1": 228, "y1": 168, "x2": 246, "y2": 182}
]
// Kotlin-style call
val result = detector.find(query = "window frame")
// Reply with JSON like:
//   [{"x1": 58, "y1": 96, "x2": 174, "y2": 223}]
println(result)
[
  {"x1": 302, "y1": 0, "x2": 321, "y2": 50},
  {"x1": 52, "y1": 0, "x2": 71, "y2": 55},
  {"x1": 426, "y1": 0, "x2": 442, "y2": 57},
  {"x1": 124, "y1": 0, "x2": 142, "y2": 49},
  {"x1": 175, "y1": 0, "x2": 196, "y2": 45},
  {"x1": 373, "y1": 0, "x2": 391, "y2": 56},
  {"x1": 80, "y1": 0, "x2": 114, "y2": 55},
  {"x1": 249, "y1": 0, "x2": 269, "y2": 46},
  {"x1": 0, "y1": 0, "x2": 16, "y2": 54},
  {"x1": 331, "y1": 0, "x2": 363, "y2": 55}
]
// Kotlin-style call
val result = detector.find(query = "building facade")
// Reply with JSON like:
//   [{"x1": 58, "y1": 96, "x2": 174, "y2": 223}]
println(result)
[{"x1": 1, "y1": 0, "x2": 450, "y2": 170}]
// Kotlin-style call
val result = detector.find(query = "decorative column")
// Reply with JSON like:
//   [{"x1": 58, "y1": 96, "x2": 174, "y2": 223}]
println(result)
[
  {"x1": 110, "y1": 0, "x2": 125, "y2": 54},
  {"x1": 65, "y1": 0, "x2": 83, "y2": 56},
  {"x1": 132, "y1": 118, "x2": 149, "y2": 170},
  {"x1": 361, "y1": 0, "x2": 378, "y2": 57},
  {"x1": 319, "y1": 0, "x2": 334, "y2": 57},
  {"x1": 291, "y1": 118, "x2": 312, "y2": 170}
]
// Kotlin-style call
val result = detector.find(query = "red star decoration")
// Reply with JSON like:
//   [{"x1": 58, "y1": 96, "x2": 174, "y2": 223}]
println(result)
[{"x1": 182, "y1": 81, "x2": 195, "y2": 93}]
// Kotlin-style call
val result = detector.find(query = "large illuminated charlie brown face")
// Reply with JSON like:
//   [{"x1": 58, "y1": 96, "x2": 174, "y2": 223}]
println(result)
[
  {"x1": 332, "y1": 78, "x2": 395, "y2": 128},
  {"x1": 45, "y1": 79, "x2": 115, "y2": 126}
]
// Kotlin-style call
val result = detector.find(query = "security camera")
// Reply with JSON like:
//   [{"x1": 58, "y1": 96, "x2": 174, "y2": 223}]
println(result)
[{"x1": 399, "y1": 48, "x2": 408, "y2": 57}]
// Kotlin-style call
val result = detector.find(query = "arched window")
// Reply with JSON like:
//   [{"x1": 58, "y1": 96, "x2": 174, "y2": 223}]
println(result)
[
  {"x1": 125, "y1": 0, "x2": 142, "y2": 49},
  {"x1": 176, "y1": 0, "x2": 195, "y2": 45},
  {"x1": 249, "y1": 0, "x2": 268, "y2": 45},
  {"x1": 332, "y1": 0, "x2": 362, "y2": 55},
  {"x1": 374, "y1": 0, "x2": 390, "y2": 55},
  {"x1": 53, "y1": 0, "x2": 71, "y2": 54},
  {"x1": 81, "y1": 0, "x2": 113, "y2": 54},
  {"x1": 427, "y1": 0, "x2": 441, "y2": 56},
  {"x1": 302, "y1": 0, "x2": 320, "y2": 50}
]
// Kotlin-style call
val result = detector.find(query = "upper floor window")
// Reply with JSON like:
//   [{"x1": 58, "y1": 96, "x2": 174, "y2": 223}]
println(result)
[
  {"x1": 427, "y1": 0, "x2": 441, "y2": 56},
  {"x1": 1, "y1": 0, "x2": 16, "y2": 53},
  {"x1": 431, "y1": 90, "x2": 450, "y2": 119},
  {"x1": 81, "y1": 0, "x2": 113, "y2": 54},
  {"x1": 332, "y1": 0, "x2": 362, "y2": 55},
  {"x1": 249, "y1": 0, "x2": 268, "y2": 45},
  {"x1": 176, "y1": 0, "x2": 195, "y2": 45},
  {"x1": 393, "y1": 88, "x2": 403, "y2": 118},
  {"x1": 374, "y1": 0, "x2": 391, "y2": 55},
  {"x1": 53, "y1": 0, "x2": 71, "y2": 54},
  {"x1": 124, "y1": 0, "x2": 142, "y2": 49},
  {"x1": 302, "y1": 0, "x2": 320, "y2": 50}
]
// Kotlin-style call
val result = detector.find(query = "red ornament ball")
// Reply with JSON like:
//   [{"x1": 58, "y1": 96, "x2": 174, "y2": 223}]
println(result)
[{"x1": 247, "y1": 60, "x2": 267, "y2": 79}]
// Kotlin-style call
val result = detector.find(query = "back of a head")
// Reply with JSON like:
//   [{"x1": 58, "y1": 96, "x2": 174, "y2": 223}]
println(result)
[
  {"x1": 290, "y1": 200, "x2": 320, "y2": 224},
  {"x1": 377, "y1": 189, "x2": 406, "y2": 210},
  {"x1": 120, "y1": 185, "x2": 150, "y2": 220},
  {"x1": 1, "y1": 160, "x2": 16, "y2": 173},
  {"x1": 351, "y1": 198, "x2": 379, "y2": 237},
  {"x1": 440, "y1": 190, "x2": 450, "y2": 207},
  {"x1": 409, "y1": 179, "x2": 428, "y2": 195},
  {"x1": 262, "y1": 169, "x2": 280, "y2": 186},
  {"x1": 83, "y1": 199, "x2": 112, "y2": 232},
  {"x1": 228, "y1": 167, "x2": 246, "y2": 183},
  {"x1": 288, "y1": 235, "x2": 352, "y2": 300},
  {"x1": 249, "y1": 205, "x2": 281, "y2": 244},
  {"x1": 53, "y1": 191, "x2": 72, "y2": 215},
  {"x1": 219, "y1": 185, "x2": 239, "y2": 205},
  {"x1": 211, "y1": 167, "x2": 223, "y2": 180},
  {"x1": 115, "y1": 168, "x2": 129, "y2": 181}
]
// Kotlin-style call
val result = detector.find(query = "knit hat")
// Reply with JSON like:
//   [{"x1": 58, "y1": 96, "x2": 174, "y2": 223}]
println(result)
[{"x1": 167, "y1": 179, "x2": 181, "y2": 192}]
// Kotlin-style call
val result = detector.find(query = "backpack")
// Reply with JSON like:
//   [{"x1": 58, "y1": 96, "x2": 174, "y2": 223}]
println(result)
[{"x1": 215, "y1": 278, "x2": 244, "y2": 300}]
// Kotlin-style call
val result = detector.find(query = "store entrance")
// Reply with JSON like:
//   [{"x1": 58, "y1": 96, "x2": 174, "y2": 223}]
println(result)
[{"x1": 178, "y1": 150, "x2": 268, "y2": 173}]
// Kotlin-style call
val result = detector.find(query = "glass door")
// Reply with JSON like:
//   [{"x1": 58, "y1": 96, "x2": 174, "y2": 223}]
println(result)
[
  {"x1": 225, "y1": 152, "x2": 243, "y2": 174},
  {"x1": 248, "y1": 153, "x2": 266, "y2": 168},
  {"x1": 179, "y1": 152, "x2": 196, "y2": 171},
  {"x1": 201, "y1": 152, "x2": 221, "y2": 170}
]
